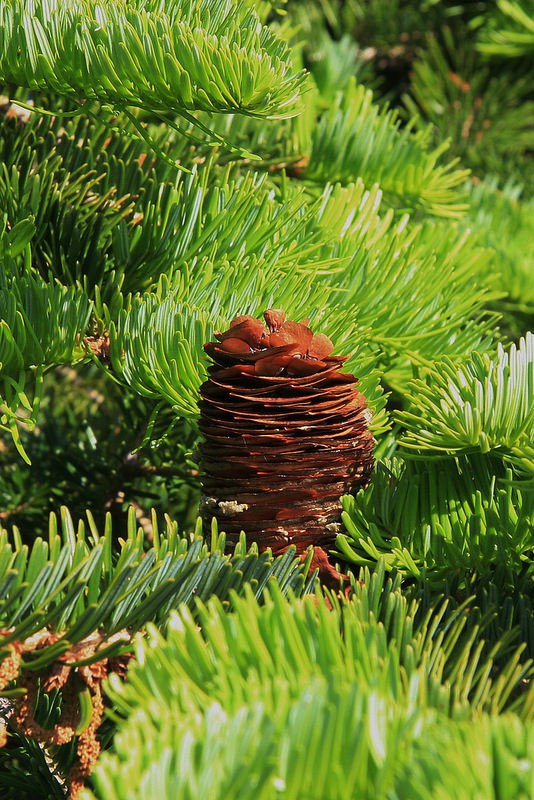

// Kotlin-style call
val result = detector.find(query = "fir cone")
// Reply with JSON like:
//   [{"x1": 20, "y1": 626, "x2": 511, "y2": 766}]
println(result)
[{"x1": 199, "y1": 310, "x2": 374, "y2": 554}]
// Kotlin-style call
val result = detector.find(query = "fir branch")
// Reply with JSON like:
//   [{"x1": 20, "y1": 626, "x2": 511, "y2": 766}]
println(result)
[
  {"x1": 302, "y1": 182, "x2": 498, "y2": 392},
  {"x1": 394, "y1": 714, "x2": 534, "y2": 799},
  {"x1": 0, "y1": 508, "x2": 315, "y2": 670},
  {"x1": 0, "y1": 111, "x2": 134, "y2": 295},
  {"x1": 87, "y1": 579, "x2": 533, "y2": 799},
  {"x1": 396, "y1": 333, "x2": 534, "y2": 474},
  {"x1": 0, "y1": 0, "x2": 306, "y2": 155},
  {"x1": 108, "y1": 296, "x2": 212, "y2": 420},
  {"x1": 288, "y1": 0, "x2": 453, "y2": 46},
  {"x1": 465, "y1": 179, "x2": 534, "y2": 324},
  {"x1": 0, "y1": 270, "x2": 92, "y2": 462},
  {"x1": 337, "y1": 455, "x2": 534, "y2": 584},
  {"x1": 0, "y1": 510, "x2": 314, "y2": 797},
  {"x1": 403, "y1": 30, "x2": 534, "y2": 189},
  {"x1": 477, "y1": 0, "x2": 534, "y2": 57},
  {"x1": 302, "y1": 79, "x2": 470, "y2": 217}
]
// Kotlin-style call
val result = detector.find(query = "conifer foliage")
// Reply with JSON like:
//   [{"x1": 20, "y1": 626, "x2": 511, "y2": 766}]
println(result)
[{"x1": 0, "y1": 0, "x2": 533, "y2": 797}]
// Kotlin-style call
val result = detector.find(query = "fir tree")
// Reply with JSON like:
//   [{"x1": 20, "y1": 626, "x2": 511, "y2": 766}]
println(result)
[{"x1": 0, "y1": 1, "x2": 533, "y2": 796}]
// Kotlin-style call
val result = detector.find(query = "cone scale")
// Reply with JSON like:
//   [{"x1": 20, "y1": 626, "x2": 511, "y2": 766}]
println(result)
[{"x1": 199, "y1": 310, "x2": 374, "y2": 554}]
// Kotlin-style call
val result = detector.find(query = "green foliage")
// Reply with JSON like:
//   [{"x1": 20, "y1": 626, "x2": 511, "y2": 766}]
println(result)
[
  {"x1": 404, "y1": 29, "x2": 534, "y2": 190},
  {"x1": 110, "y1": 294, "x2": 211, "y2": 420},
  {"x1": 86, "y1": 576, "x2": 533, "y2": 799},
  {"x1": 0, "y1": 275, "x2": 91, "y2": 374},
  {"x1": 0, "y1": 1, "x2": 305, "y2": 153},
  {"x1": 0, "y1": 366, "x2": 201, "y2": 538},
  {"x1": 303, "y1": 78, "x2": 469, "y2": 217},
  {"x1": 0, "y1": 0, "x2": 533, "y2": 794},
  {"x1": 329, "y1": 211, "x2": 498, "y2": 383},
  {"x1": 465, "y1": 179, "x2": 534, "y2": 326},
  {"x1": 0, "y1": 508, "x2": 315, "y2": 797},
  {"x1": 338, "y1": 456, "x2": 534, "y2": 584},
  {"x1": 0, "y1": 269, "x2": 91, "y2": 462},
  {"x1": 0, "y1": 508, "x2": 315, "y2": 671},
  {"x1": 0, "y1": 112, "x2": 134, "y2": 294},
  {"x1": 291, "y1": 0, "x2": 457, "y2": 46},
  {"x1": 396, "y1": 333, "x2": 534, "y2": 474},
  {"x1": 394, "y1": 713, "x2": 534, "y2": 800},
  {"x1": 303, "y1": 29, "x2": 376, "y2": 99},
  {"x1": 88, "y1": 703, "x2": 534, "y2": 800},
  {"x1": 0, "y1": 730, "x2": 69, "y2": 800},
  {"x1": 477, "y1": 0, "x2": 534, "y2": 57}
]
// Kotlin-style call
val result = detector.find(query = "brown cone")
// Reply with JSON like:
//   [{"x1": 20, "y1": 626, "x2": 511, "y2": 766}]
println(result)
[{"x1": 199, "y1": 310, "x2": 374, "y2": 554}]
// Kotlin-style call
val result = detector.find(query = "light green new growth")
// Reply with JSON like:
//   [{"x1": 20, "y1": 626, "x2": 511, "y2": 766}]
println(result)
[
  {"x1": 0, "y1": 0, "x2": 305, "y2": 155},
  {"x1": 338, "y1": 456, "x2": 534, "y2": 581},
  {"x1": 305, "y1": 79, "x2": 470, "y2": 217},
  {"x1": 397, "y1": 333, "x2": 534, "y2": 475},
  {"x1": 86, "y1": 575, "x2": 533, "y2": 799},
  {"x1": 0, "y1": 264, "x2": 91, "y2": 462}
]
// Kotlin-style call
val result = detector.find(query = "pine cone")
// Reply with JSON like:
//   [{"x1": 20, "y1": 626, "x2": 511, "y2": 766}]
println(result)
[{"x1": 199, "y1": 310, "x2": 374, "y2": 554}]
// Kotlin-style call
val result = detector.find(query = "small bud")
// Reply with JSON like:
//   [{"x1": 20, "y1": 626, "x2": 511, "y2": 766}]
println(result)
[{"x1": 264, "y1": 308, "x2": 286, "y2": 332}]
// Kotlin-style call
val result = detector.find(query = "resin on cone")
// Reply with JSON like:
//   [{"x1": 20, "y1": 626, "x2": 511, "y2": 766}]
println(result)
[{"x1": 199, "y1": 310, "x2": 374, "y2": 553}]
